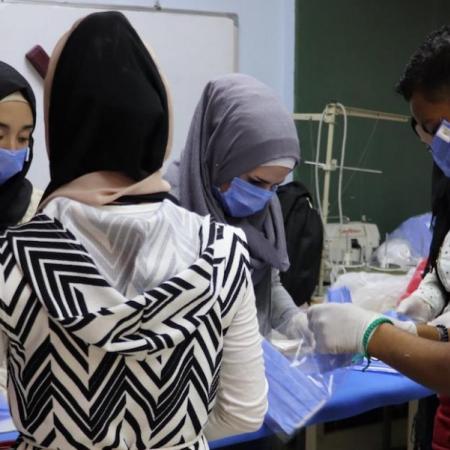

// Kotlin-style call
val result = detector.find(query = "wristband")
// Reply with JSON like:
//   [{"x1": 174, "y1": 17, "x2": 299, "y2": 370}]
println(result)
[
  {"x1": 436, "y1": 324, "x2": 449, "y2": 342},
  {"x1": 362, "y1": 317, "x2": 394, "y2": 359}
]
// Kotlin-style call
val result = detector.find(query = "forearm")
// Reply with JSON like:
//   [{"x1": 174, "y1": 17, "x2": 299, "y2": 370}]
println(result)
[
  {"x1": 368, "y1": 324, "x2": 450, "y2": 394},
  {"x1": 270, "y1": 270, "x2": 299, "y2": 330}
]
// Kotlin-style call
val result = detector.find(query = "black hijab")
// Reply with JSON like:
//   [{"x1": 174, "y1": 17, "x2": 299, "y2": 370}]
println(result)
[
  {"x1": 0, "y1": 62, "x2": 36, "y2": 228},
  {"x1": 428, "y1": 163, "x2": 450, "y2": 272},
  {"x1": 42, "y1": 11, "x2": 169, "y2": 201},
  {"x1": 410, "y1": 117, "x2": 450, "y2": 275}
]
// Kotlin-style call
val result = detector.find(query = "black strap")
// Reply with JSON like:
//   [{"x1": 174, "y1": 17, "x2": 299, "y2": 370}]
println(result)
[{"x1": 112, "y1": 192, "x2": 179, "y2": 205}]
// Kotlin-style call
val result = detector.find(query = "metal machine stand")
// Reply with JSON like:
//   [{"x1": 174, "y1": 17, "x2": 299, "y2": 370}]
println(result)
[{"x1": 293, "y1": 104, "x2": 408, "y2": 295}]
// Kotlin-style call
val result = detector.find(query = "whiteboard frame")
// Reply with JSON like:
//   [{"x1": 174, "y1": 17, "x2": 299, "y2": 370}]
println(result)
[
  {"x1": 0, "y1": 0, "x2": 239, "y2": 188},
  {"x1": 1, "y1": 0, "x2": 240, "y2": 99}
]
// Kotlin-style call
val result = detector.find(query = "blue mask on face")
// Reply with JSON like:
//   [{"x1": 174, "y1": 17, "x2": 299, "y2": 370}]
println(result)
[
  {"x1": 0, "y1": 147, "x2": 29, "y2": 185},
  {"x1": 215, "y1": 177, "x2": 274, "y2": 218},
  {"x1": 431, "y1": 120, "x2": 450, "y2": 178}
]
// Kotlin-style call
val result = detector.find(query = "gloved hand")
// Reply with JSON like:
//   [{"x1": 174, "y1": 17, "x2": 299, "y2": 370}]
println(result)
[
  {"x1": 396, "y1": 294, "x2": 435, "y2": 323},
  {"x1": 307, "y1": 303, "x2": 382, "y2": 354},
  {"x1": 277, "y1": 311, "x2": 315, "y2": 350},
  {"x1": 307, "y1": 303, "x2": 417, "y2": 354}
]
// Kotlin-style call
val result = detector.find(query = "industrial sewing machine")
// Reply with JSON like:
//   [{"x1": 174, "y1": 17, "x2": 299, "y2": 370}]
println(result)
[{"x1": 325, "y1": 221, "x2": 380, "y2": 267}]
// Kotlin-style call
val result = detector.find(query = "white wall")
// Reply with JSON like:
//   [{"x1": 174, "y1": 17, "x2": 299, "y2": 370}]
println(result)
[
  {"x1": 19, "y1": 0, "x2": 296, "y2": 111},
  {"x1": 4, "y1": 0, "x2": 296, "y2": 186},
  {"x1": 159, "y1": 0, "x2": 298, "y2": 111}
]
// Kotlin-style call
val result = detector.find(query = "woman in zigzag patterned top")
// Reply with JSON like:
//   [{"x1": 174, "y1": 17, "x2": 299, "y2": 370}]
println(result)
[{"x1": 0, "y1": 11, "x2": 267, "y2": 450}]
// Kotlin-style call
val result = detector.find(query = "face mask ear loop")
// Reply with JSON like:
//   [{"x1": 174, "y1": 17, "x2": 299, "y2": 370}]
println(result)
[{"x1": 25, "y1": 148, "x2": 30, "y2": 162}]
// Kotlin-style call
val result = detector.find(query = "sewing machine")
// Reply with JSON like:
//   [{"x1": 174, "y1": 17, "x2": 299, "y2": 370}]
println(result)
[{"x1": 325, "y1": 221, "x2": 380, "y2": 266}]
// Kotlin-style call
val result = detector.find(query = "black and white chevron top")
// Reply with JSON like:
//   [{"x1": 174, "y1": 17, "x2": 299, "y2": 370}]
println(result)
[{"x1": 0, "y1": 199, "x2": 267, "y2": 450}]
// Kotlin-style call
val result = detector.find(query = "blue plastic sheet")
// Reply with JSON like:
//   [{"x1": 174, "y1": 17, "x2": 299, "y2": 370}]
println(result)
[
  {"x1": 327, "y1": 286, "x2": 352, "y2": 303},
  {"x1": 389, "y1": 213, "x2": 432, "y2": 258},
  {"x1": 383, "y1": 309, "x2": 412, "y2": 322}
]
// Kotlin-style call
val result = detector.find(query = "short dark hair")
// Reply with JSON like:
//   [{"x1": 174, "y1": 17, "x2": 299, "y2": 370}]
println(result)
[{"x1": 396, "y1": 25, "x2": 450, "y2": 101}]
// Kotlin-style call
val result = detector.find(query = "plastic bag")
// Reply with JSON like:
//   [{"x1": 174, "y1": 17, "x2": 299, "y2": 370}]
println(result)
[
  {"x1": 266, "y1": 292, "x2": 353, "y2": 438},
  {"x1": 389, "y1": 213, "x2": 432, "y2": 258},
  {"x1": 372, "y1": 238, "x2": 419, "y2": 269},
  {"x1": 332, "y1": 270, "x2": 414, "y2": 313},
  {"x1": 262, "y1": 339, "x2": 333, "y2": 438},
  {"x1": 327, "y1": 286, "x2": 352, "y2": 303}
]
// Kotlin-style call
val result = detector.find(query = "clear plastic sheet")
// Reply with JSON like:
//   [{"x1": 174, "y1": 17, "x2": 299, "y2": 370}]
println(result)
[
  {"x1": 264, "y1": 286, "x2": 359, "y2": 439},
  {"x1": 263, "y1": 339, "x2": 333, "y2": 439}
]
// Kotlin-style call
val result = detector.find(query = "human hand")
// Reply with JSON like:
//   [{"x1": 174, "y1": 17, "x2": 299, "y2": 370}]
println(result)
[
  {"x1": 307, "y1": 303, "x2": 383, "y2": 354},
  {"x1": 281, "y1": 311, "x2": 315, "y2": 350},
  {"x1": 397, "y1": 295, "x2": 434, "y2": 323},
  {"x1": 429, "y1": 310, "x2": 450, "y2": 328}
]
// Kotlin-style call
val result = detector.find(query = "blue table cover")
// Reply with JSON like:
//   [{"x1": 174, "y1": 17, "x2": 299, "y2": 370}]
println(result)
[
  {"x1": 209, "y1": 368, "x2": 433, "y2": 448},
  {"x1": 0, "y1": 368, "x2": 433, "y2": 448}
]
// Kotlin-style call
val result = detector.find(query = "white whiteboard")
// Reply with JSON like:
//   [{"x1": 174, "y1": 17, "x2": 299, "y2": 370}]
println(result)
[{"x1": 0, "y1": 1, "x2": 237, "y2": 188}]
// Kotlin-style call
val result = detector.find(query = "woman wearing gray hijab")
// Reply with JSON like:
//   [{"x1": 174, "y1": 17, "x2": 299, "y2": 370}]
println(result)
[{"x1": 166, "y1": 73, "x2": 310, "y2": 339}]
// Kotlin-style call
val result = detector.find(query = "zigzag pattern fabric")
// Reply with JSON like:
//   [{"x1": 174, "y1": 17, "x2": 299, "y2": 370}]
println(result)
[{"x1": 0, "y1": 200, "x2": 252, "y2": 449}]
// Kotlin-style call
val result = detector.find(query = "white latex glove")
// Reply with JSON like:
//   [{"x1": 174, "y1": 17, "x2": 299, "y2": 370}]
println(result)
[
  {"x1": 307, "y1": 304, "x2": 382, "y2": 354},
  {"x1": 396, "y1": 295, "x2": 434, "y2": 323},
  {"x1": 429, "y1": 311, "x2": 450, "y2": 328},
  {"x1": 393, "y1": 319, "x2": 418, "y2": 335},
  {"x1": 279, "y1": 311, "x2": 315, "y2": 348},
  {"x1": 307, "y1": 304, "x2": 417, "y2": 354}
]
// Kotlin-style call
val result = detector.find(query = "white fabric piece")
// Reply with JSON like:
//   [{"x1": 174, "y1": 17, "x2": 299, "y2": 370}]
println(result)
[
  {"x1": 204, "y1": 283, "x2": 268, "y2": 440},
  {"x1": 0, "y1": 91, "x2": 28, "y2": 104},
  {"x1": 261, "y1": 157, "x2": 296, "y2": 169}
]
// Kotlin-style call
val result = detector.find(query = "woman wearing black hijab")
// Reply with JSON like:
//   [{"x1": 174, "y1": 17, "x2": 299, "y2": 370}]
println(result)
[
  {"x1": 0, "y1": 62, "x2": 40, "y2": 398},
  {"x1": 0, "y1": 11, "x2": 266, "y2": 450},
  {"x1": 0, "y1": 62, "x2": 40, "y2": 229}
]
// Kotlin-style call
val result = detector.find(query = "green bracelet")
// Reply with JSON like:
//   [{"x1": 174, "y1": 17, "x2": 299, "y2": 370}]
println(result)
[{"x1": 362, "y1": 317, "x2": 393, "y2": 360}]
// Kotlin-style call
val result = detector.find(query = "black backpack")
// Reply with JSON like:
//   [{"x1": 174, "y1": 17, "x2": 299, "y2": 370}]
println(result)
[{"x1": 277, "y1": 181, "x2": 323, "y2": 306}]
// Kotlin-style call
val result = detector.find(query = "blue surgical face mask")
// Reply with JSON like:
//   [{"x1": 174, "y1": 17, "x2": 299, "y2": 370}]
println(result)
[
  {"x1": 214, "y1": 177, "x2": 274, "y2": 218},
  {"x1": 0, "y1": 147, "x2": 29, "y2": 185},
  {"x1": 431, "y1": 120, "x2": 450, "y2": 178}
]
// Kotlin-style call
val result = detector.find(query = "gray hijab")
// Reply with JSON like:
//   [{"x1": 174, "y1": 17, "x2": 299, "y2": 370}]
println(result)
[{"x1": 167, "y1": 74, "x2": 300, "y2": 285}]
